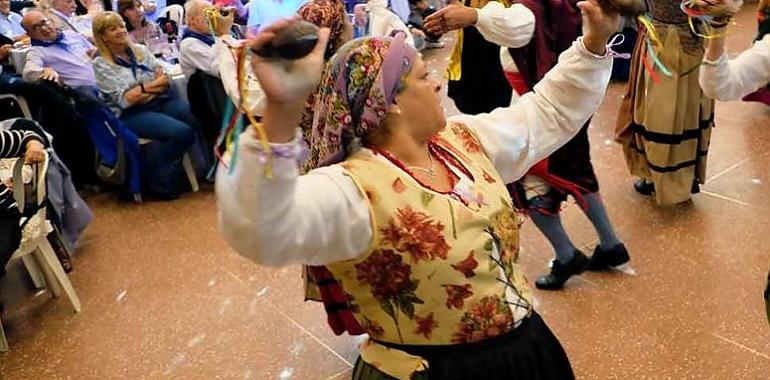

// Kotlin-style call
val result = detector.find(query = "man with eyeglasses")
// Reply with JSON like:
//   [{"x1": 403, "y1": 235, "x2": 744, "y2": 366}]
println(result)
[
  {"x1": 22, "y1": 11, "x2": 96, "y2": 87},
  {"x1": 12, "y1": 10, "x2": 101, "y2": 186}
]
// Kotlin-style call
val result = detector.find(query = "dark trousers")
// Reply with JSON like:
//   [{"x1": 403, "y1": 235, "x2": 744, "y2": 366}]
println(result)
[
  {"x1": 121, "y1": 97, "x2": 198, "y2": 194},
  {"x1": 0, "y1": 210, "x2": 21, "y2": 279},
  {"x1": 0, "y1": 76, "x2": 98, "y2": 187}
]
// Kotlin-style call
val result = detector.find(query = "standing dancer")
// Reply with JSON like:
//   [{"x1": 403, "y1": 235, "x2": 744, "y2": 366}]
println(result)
[
  {"x1": 218, "y1": 1, "x2": 620, "y2": 378},
  {"x1": 423, "y1": 0, "x2": 536, "y2": 115},
  {"x1": 616, "y1": 0, "x2": 715, "y2": 205},
  {"x1": 505, "y1": 0, "x2": 630, "y2": 290}
]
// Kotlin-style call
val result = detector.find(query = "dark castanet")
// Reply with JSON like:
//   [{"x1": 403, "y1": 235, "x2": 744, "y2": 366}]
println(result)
[{"x1": 253, "y1": 21, "x2": 320, "y2": 60}]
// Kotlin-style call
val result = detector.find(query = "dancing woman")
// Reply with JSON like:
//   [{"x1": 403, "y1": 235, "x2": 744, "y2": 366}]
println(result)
[{"x1": 217, "y1": 2, "x2": 619, "y2": 379}]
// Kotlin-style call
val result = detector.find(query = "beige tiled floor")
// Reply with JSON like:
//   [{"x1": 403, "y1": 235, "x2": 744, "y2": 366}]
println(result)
[{"x1": 2, "y1": 8, "x2": 770, "y2": 380}]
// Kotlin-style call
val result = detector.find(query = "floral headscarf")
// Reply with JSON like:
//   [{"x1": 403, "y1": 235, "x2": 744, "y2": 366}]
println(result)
[
  {"x1": 298, "y1": 0, "x2": 348, "y2": 59},
  {"x1": 302, "y1": 33, "x2": 417, "y2": 172}
]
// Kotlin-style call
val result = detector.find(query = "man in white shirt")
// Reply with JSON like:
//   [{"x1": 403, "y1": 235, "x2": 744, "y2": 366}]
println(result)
[
  {"x1": 179, "y1": 0, "x2": 234, "y2": 77},
  {"x1": 47, "y1": 0, "x2": 93, "y2": 37}
]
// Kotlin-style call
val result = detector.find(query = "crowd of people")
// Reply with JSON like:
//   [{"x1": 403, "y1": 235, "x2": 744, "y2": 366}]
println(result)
[{"x1": 0, "y1": 0, "x2": 768, "y2": 378}]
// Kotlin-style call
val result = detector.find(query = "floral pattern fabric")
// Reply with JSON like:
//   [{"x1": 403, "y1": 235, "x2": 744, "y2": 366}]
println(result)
[
  {"x1": 325, "y1": 125, "x2": 533, "y2": 379},
  {"x1": 302, "y1": 35, "x2": 417, "y2": 172}
]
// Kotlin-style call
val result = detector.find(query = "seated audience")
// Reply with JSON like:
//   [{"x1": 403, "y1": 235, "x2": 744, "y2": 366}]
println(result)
[
  {"x1": 407, "y1": 0, "x2": 442, "y2": 49},
  {"x1": 179, "y1": 0, "x2": 233, "y2": 78},
  {"x1": 46, "y1": 0, "x2": 93, "y2": 37},
  {"x1": 92, "y1": 11, "x2": 200, "y2": 200},
  {"x1": 117, "y1": 0, "x2": 166, "y2": 52},
  {"x1": 179, "y1": 0, "x2": 234, "y2": 152},
  {"x1": 141, "y1": 0, "x2": 165, "y2": 23},
  {"x1": 0, "y1": 122, "x2": 47, "y2": 312},
  {"x1": 19, "y1": 10, "x2": 100, "y2": 186},
  {"x1": 22, "y1": 11, "x2": 97, "y2": 90},
  {"x1": 0, "y1": 0, "x2": 25, "y2": 42},
  {"x1": 367, "y1": 0, "x2": 416, "y2": 48}
]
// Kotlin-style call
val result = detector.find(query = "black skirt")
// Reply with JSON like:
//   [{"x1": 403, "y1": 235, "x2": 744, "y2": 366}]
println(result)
[{"x1": 352, "y1": 312, "x2": 574, "y2": 380}]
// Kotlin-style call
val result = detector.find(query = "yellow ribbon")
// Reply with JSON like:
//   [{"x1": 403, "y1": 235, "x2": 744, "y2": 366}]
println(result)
[
  {"x1": 687, "y1": 16, "x2": 728, "y2": 40},
  {"x1": 237, "y1": 45, "x2": 274, "y2": 179}
]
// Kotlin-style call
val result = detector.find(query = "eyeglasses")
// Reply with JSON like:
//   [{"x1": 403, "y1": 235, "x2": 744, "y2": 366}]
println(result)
[{"x1": 30, "y1": 19, "x2": 52, "y2": 32}]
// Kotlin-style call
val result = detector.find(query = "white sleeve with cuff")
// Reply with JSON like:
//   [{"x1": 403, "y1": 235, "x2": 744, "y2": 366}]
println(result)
[
  {"x1": 475, "y1": 2, "x2": 535, "y2": 49},
  {"x1": 217, "y1": 39, "x2": 613, "y2": 268},
  {"x1": 699, "y1": 35, "x2": 770, "y2": 101},
  {"x1": 216, "y1": 132, "x2": 372, "y2": 267},
  {"x1": 452, "y1": 39, "x2": 613, "y2": 184}
]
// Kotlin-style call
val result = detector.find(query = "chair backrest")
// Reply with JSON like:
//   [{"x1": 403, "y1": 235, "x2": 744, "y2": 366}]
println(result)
[
  {"x1": 0, "y1": 94, "x2": 33, "y2": 120},
  {"x1": 161, "y1": 4, "x2": 185, "y2": 26},
  {"x1": 13, "y1": 150, "x2": 48, "y2": 220}
]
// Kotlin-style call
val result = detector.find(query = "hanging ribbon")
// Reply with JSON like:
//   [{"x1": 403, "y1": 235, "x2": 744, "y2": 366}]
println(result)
[
  {"x1": 680, "y1": 0, "x2": 729, "y2": 40},
  {"x1": 214, "y1": 41, "x2": 274, "y2": 179},
  {"x1": 636, "y1": 14, "x2": 673, "y2": 80}
]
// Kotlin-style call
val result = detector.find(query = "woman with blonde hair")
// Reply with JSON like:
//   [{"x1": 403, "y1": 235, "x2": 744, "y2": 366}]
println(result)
[{"x1": 92, "y1": 11, "x2": 199, "y2": 200}]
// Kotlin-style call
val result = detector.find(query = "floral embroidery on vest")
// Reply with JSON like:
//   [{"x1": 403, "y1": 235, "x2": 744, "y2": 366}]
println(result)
[{"x1": 326, "y1": 122, "x2": 533, "y2": 379}]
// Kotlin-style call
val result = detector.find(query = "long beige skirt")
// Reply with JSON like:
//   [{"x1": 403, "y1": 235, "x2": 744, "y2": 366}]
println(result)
[{"x1": 616, "y1": 25, "x2": 714, "y2": 205}]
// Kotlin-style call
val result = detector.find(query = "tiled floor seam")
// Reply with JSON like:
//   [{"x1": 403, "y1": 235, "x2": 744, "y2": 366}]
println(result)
[
  {"x1": 223, "y1": 270, "x2": 355, "y2": 368},
  {"x1": 324, "y1": 368, "x2": 353, "y2": 380},
  {"x1": 709, "y1": 332, "x2": 770, "y2": 361},
  {"x1": 700, "y1": 190, "x2": 759, "y2": 208},
  {"x1": 705, "y1": 158, "x2": 749, "y2": 184}
]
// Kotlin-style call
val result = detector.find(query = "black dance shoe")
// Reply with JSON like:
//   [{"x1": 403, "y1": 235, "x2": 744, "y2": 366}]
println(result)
[
  {"x1": 588, "y1": 244, "x2": 630, "y2": 271},
  {"x1": 633, "y1": 178, "x2": 654, "y2": 196},
  {"x1": 535, "y1": 251, "x2": 589, "y2": 291}
]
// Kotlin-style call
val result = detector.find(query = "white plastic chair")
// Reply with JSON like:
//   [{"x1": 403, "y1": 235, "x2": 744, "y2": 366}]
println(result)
[
  {"x1": 0, "y1": 151, "x2": 82, "y2": 352},
  {"x1": 160, "y1": 4, "x2": 185, "y2": 27}
]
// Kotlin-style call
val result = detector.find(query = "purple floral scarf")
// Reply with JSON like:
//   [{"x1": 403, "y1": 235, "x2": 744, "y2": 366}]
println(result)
[{"x1": 302, "y1": 33, "x2": 417, "y2": 172}]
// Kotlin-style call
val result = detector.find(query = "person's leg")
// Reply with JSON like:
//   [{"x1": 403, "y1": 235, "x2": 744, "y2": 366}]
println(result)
[
  {"x1": 529, "y1": 197, "x2": 577, "y2": 265},
  {"x1": 529, "y1": 195, "x2": 588, "y2": 290},
  {"x1": 121, "y1": 109, "x2": 195, "y2": 195},
  {"x1": 123, "y1": 109, "x2": 195, "y2": 163},
  {"x1": 580, "y1": 191, "x2": 630, "y2": 270},
  {"x1": 0, "y1": 210, "x2": 22, "y2": 281},
  {"x1": 159, "y1": 99, "x2": 203, "y2": 133},
  {"x1": 582, "y1": 191, "x2": 631, "y2": 269},
  {"x1": 159, "y1": 98, "x2": 210, "y2": 174},
  {"x1": 581, "y1": 192, "x2": 621, "y2": 250}
]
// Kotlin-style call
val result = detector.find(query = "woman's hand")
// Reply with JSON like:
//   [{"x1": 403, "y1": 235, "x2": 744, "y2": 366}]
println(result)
[
  {"x1": 692, "y1": 0, "x2": 743, "y2": 21},
  {"x1": 423, "y1": 4, "x2": 477, "y2": 36},
  {"x1": 248, "y1": 18, "x2": 330, "y2": 105},
  {"x1": 24, "y1": 140, "x2": 45, "y2": 164},
  {"x1": 247, "y1": 18, "x2": 330, "y2": 143},
  {"x1": 151, "y1": 68, "x2": 170, "y2": 90},
  {"x1": 578, "y1": 0, "x2": 621, "y2": 56}
]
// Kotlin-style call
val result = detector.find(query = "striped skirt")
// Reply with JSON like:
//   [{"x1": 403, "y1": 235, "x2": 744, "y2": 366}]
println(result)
[{"x1": 616, "y1": 25, "x2": 714, "y2": 205}]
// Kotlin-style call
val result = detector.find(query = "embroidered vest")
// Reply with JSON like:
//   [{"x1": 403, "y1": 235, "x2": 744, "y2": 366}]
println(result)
[{"x1": 326, "y1": 123, "x2": 533, "y2": 379}]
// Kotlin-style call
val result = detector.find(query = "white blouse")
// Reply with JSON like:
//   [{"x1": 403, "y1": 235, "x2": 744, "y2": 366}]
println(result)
[
  {"x1": 699, "y1": 35, "x2": 770, "y2": 101},
  {"x1": 216, "y1": 39, "x2": 613, "y2": 268}
]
